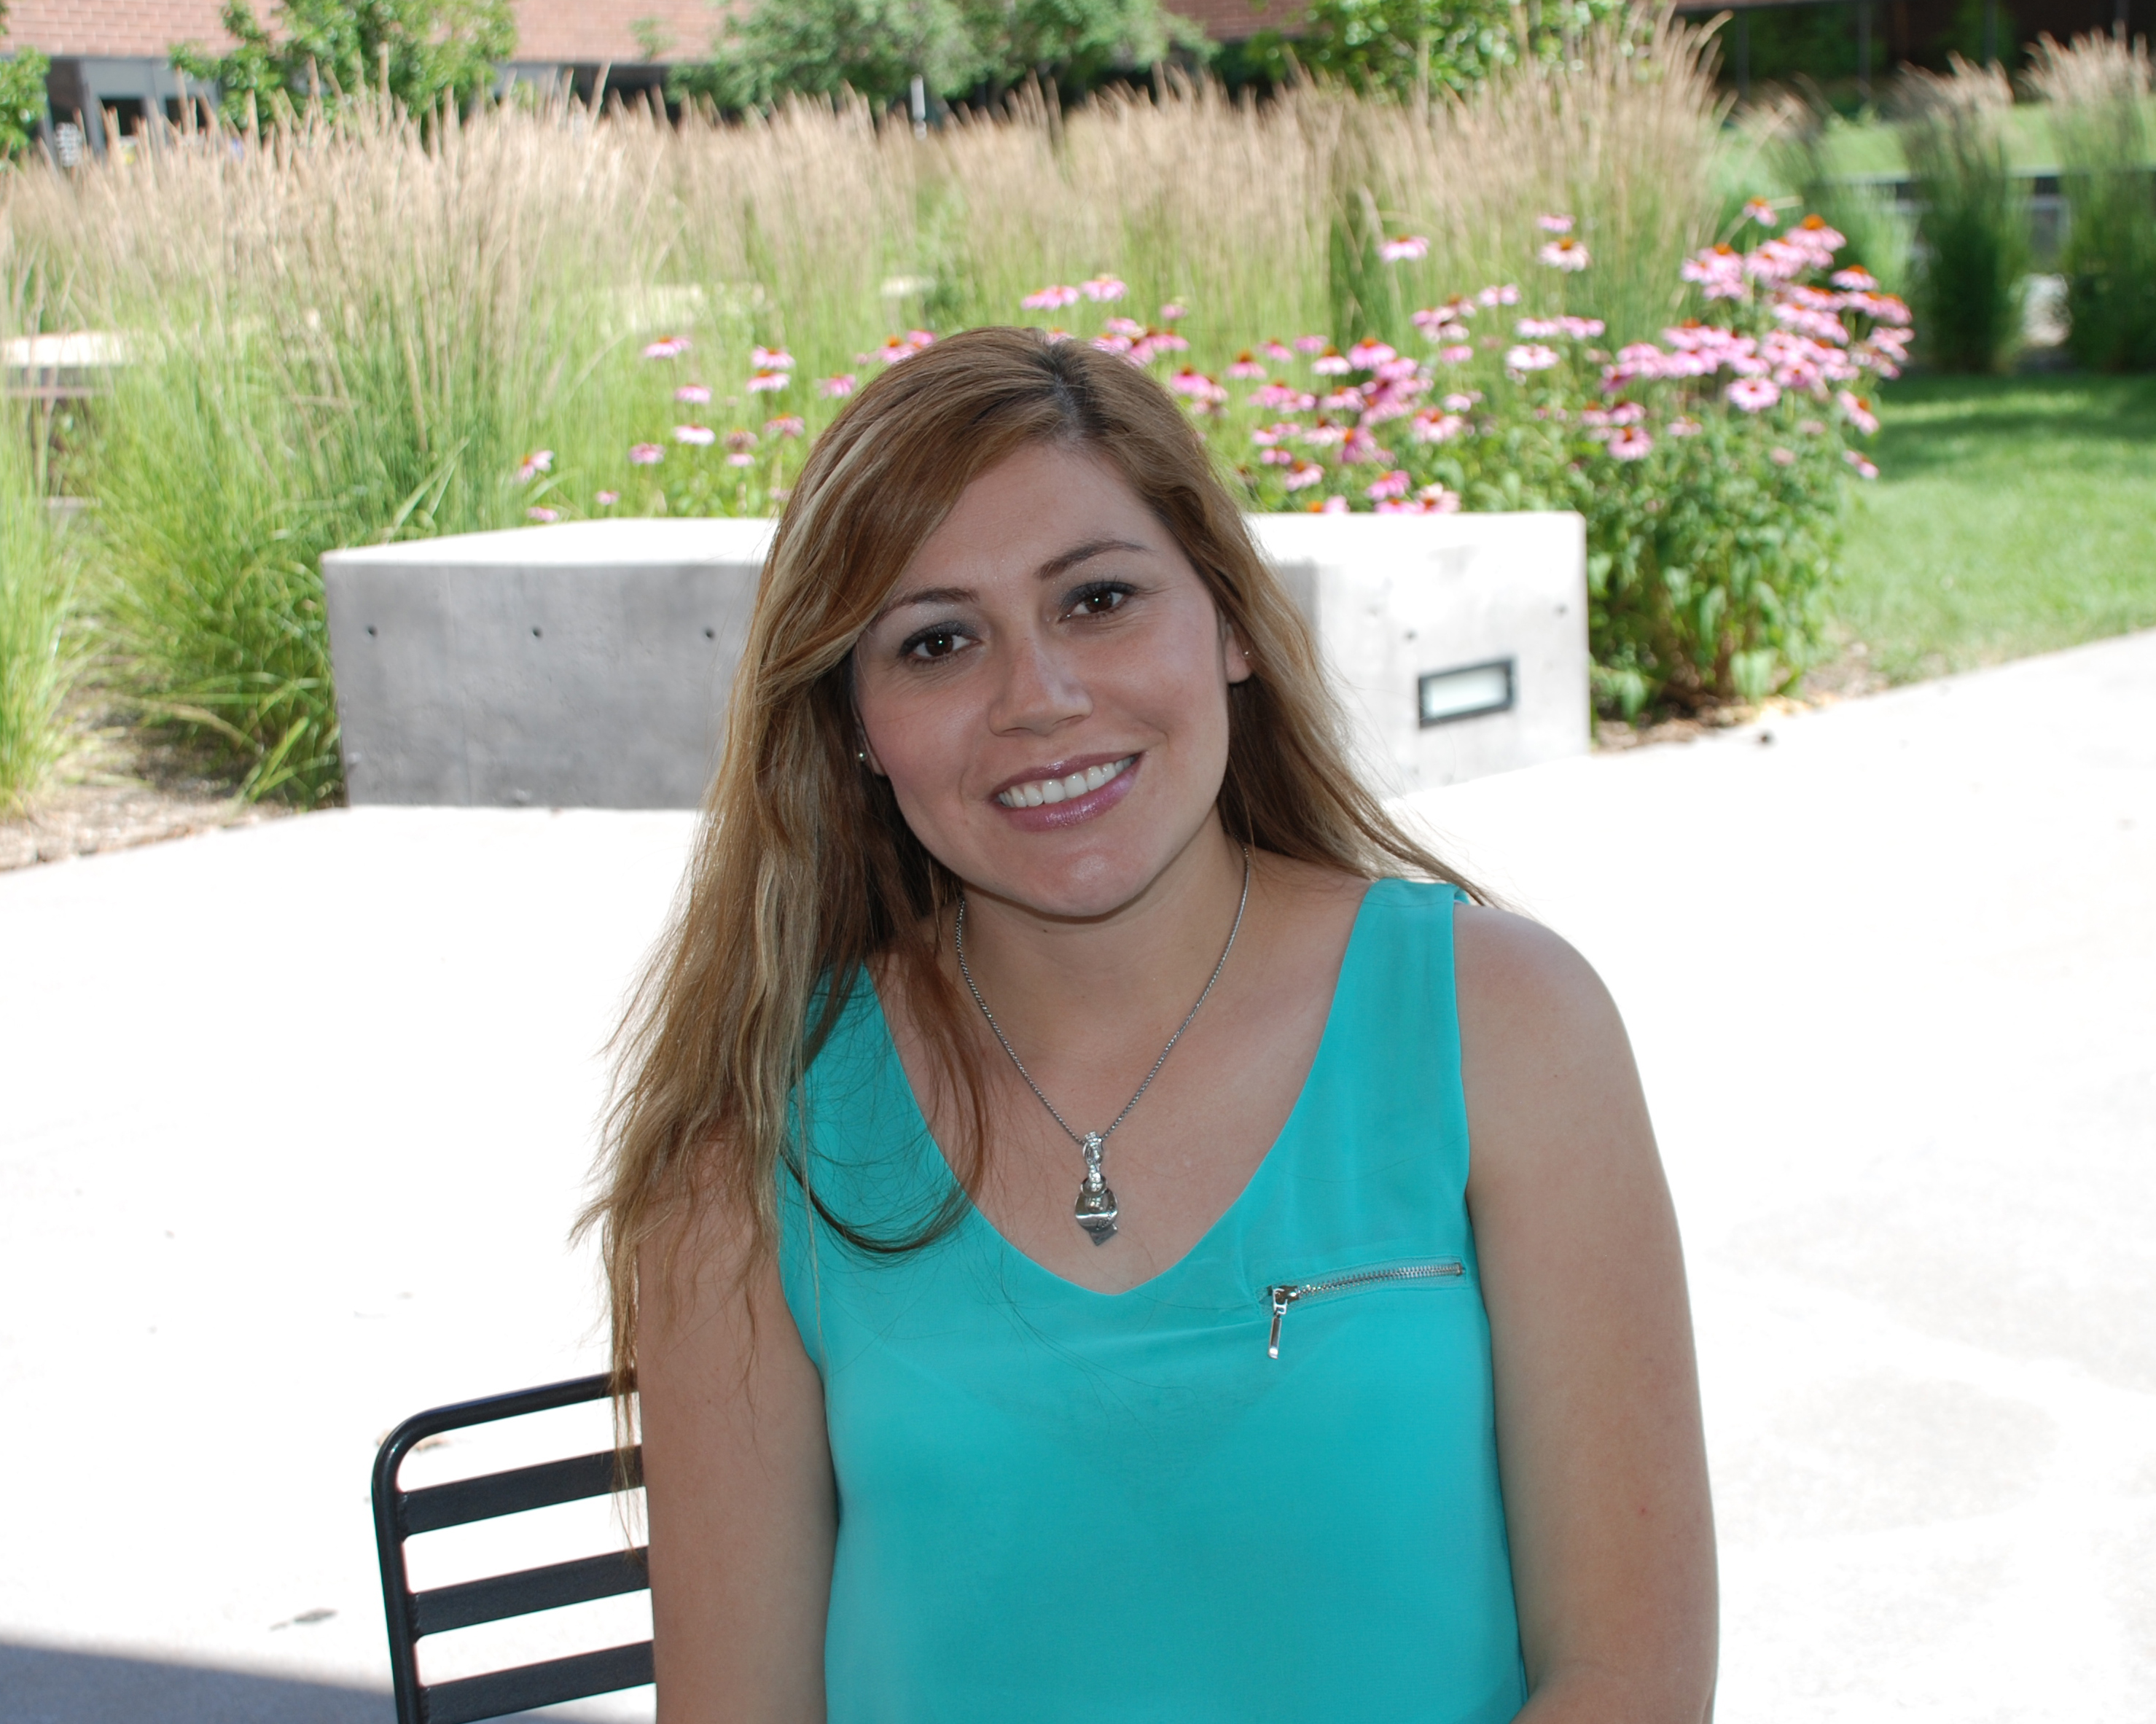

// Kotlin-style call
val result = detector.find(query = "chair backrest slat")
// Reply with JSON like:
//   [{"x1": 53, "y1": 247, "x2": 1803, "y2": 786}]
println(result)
[
  {"x1": 422, "y1": 1642, "x2": 657, "y2": 1724},
  {"x1": 410, "y1": 1547, "x2": 650, "y2": 1638},
  {"x1": 372, "y1": 1374, "x2": 651, "y2": 1724},
  {"x1": 399, "y1": 1448, "x2": 640, "y2": 1536}
]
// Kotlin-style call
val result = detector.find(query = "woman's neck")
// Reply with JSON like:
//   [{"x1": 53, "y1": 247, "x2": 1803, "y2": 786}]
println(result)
[{"x1": 945, "y1": 820, "x2": 1251, "y2": 1041}]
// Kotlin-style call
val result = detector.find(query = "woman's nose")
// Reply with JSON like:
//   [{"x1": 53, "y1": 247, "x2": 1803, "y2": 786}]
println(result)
[{"x1": 987, "y1": 631, "x2": 1091, "y2": 736}]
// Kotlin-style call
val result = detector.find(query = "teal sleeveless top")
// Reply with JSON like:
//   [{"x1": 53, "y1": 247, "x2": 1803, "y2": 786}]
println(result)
[{"x1": 778, "y1": 878, "x2": 1528, "y2": 1723}]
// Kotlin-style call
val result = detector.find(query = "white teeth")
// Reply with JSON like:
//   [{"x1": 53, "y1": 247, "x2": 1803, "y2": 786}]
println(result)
[{"x1": 996, "y1": 755, "x2": 1135, "y2": 808}]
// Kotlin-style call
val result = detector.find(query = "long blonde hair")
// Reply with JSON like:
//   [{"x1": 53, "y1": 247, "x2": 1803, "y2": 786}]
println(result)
[{"x1": 582, "y1": 326, "x2": 1478, "y2": 1396}]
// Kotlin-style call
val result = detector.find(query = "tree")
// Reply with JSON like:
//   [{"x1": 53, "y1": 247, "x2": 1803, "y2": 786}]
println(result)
[
  {"x1": 0, "y1": 4, "x2": 52, "y2": 160},
  {"x1": 676, "y1": 0, "x2": 1204, "y2": 111},
  {"x1": 173, "y1": 0, "x2": 516, "y2": 124},
  {"x1": 1241, "y1": 0, "x2": 1636, "y2": 101}
]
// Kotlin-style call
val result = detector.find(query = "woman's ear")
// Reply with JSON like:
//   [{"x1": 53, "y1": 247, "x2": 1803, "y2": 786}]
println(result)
[
  {"x1": 1223, "y1": 624, "x2": 1255, "y2": 686},
  {"x1": 854, "y1": 719, "x2": 888, "y2": 776}
]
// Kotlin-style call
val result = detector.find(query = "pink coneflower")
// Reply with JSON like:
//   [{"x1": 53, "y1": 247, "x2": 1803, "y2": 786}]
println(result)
[
  {"x1": 1726, "y1": 378, "x2": 1781, "y2": 412},
  {"x1": 746, "y1": 368, "x2": 789, "y2": 393},
  {"x1": 1300, "y1": 423, "x2": 1348, "y2": 448},
  {"x1": 1799, "y1": 418, "x2": 1828, "y2": 436},
  {"x1": 1378, "y1": 234, "x2": 1429, "y2": 261},
  {"x1": 819, "y1": 373, "x2": 857, "y2": 398},
  {"x1": 1082, "y1": 276, "x2": 1128, "y2": 303},
  {"x1": 765, "y1": 415, "x2": 805, "y2": 438},
  {"x1": 1844, "y1": 449, "x2": 1879, "y2": 478},
  {"x1": 1044, "y1": 327, "x2": 1072, "y2": 344},
  {"x1": 1366, "y1": 469, "x2": 1411, "y2": 499},
  {"x1": 674, "y1": 424, "x2": 716, "y2": 445},
  {"x1": 674, "y1": 383, "x2": 711, "y2": 404},
  {"x1": 515, "y1": 449, "x2": 553, "y2": 483},
  {"x1": 629, "y1": 442, "x2": 665, "y2": 464},
  {"x1": 1294, "y1": 334, "x2": 1329, "y2": 354},
  {"x1": 1227, "y1": 351, "x2": 1268, "y2": 380},
  {"x1": 1607, "y1": 426, "x2": 1654, "y2": 461},
  {"x1": 527, "y1": 505, "x2": 560, "y2": 522},
  {"x1": 1260, "y1": 448, "x2": 1294, "y2": 466},
  {"x1": 1476, "y1": 284, "x2": 1521, "y2": 307},
  {"x1": 1438, "y1": 344, "x2": 1475, "y2": 364},
  {"x1": 1536, "y1": 213, "x2": 1574, "y2": 234},
  {"x1": 1411, "y1": 410, "x2": 1465, "y2": 444},
  {"x1": 1770, "y1": 446, "x2": 1797, "y2": 466},
  {"x1": 641, "y1": 335, "x2": 690, "y2": 359},
  {"x1": 1168, "y1": 367, "x2": 1217, "y2": 398},
  {"x1": 595, "y1": 489, "x2": 619, "y2": 506},
  {"x1": 726, "y1": 453, "x2": 754, "y2": 468},
  {"x1": 1320, "y1": 386, "x2": 1365, "y2": 413},
  {"x1": 1311, "y1": 347, "x2": 1353, "y2": 375},
  {"x1": 1149, "y1": 329, "x2": 1190, "y2": 354},
  {"x1": 1442, "y1": 392, "x2": 1480, "y2": 412},
  {"x1": 1837, "y1": 390, "x2": 1880, "y2": 435},
  {"x1": 1347, "y1": 338, "x2": 1397, "y2": 368},
  {"x1": 1159, "y1": 302, "x2": 1187, "y2": 321},
  {"x1": 1313, "y1": 495, "x2": 1351, "y2": 514},
  {"x1": 751, "y1": 346, "x2": 795, "y2": 370},
  {"x1": 1832, "y1": 265, "x2": 1880, "y2": 292},
  {"x1": 1504, "y1": 343, "x2": 1561, "y2": 372},
  {"x1": 1282, "y1": 459, "x2": 1325, "y2": 491},
  {"x1": 1262, "y1": 339, "x2": 1296, "y2": 362},
  {"x1": 724, "y1": 428, "x2": 759, "y2": 453},
  {"x1": 1249, "y1": 383, "x2": 1318, "y2": 411},
  {"x1": 1668, "y1": 416, "x2": 1702, "y2": 437},
  {"x1": 1418, "y1": 483, "x2": 1461, "y2": 512},
  {"x1": 1022, "y1": 284, "x2": 1081, "y2": 310},
  {"x1": 1340, "y1": 429, "x2": 1388, "y2": 464},
  {"x1": 1538, "y1": 237, "x2": 1591, "y2": 271},
  {"x1": 1743, "y1": 197, "x2": 1778, "y2": 227}
]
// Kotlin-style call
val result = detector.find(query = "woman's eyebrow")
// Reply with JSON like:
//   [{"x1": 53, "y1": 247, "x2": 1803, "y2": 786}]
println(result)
[
  {"x1": 869, "y1": 539, "x2": 1152, "y2": 629},
  {"x1": 1036, "y1": 537, "x2": 1149, "y2": 581}
]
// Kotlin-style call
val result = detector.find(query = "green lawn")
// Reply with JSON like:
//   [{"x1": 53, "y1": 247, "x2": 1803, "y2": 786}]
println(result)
[
  {"x1": 1829, "y1": 373, "x2": 2156, "y2": 684},
  {"x1": 1808, "y1": 101, "x2": 2156, "y2": 181}
]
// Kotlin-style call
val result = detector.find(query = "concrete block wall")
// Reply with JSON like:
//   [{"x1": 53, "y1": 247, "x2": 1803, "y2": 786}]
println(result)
[{"x1": 324, "y1": 512, "x2": 1587, "y2": 810}]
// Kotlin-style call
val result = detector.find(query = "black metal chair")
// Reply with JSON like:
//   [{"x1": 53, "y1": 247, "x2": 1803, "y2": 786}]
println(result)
[{"x1": 371, "y1": 1375, "x2": 651, "y2": 1724}]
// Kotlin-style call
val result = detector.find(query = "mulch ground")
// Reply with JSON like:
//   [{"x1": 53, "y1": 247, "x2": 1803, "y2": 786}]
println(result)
[{"x1": 0, "y1": 720, "x2": 296, "y2": 872}]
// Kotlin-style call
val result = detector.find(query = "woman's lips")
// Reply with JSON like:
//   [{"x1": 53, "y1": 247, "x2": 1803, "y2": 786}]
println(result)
[{"x1": 992, "y1": 752, "x2": 1141, "y2": 831}]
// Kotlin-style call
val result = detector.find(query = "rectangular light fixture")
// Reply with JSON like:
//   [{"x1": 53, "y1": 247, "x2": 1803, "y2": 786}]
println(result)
[{"x1": 1418, "y1": 658, "x2": 1515, "y2": 728}]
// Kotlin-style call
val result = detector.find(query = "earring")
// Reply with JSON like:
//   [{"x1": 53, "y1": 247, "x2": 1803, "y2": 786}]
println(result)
[{"x1": 856, "y1": 749, "x2": 867, "y2": 763}]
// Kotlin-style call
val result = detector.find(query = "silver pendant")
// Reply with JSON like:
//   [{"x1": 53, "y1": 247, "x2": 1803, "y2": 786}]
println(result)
[{"x1": 1075, "y1": 1131, "x2": 1118, "y2": 1245}]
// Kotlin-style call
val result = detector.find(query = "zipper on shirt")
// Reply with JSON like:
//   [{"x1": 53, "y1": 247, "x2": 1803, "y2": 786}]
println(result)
[{"x1": 1263, "y1": 1259, "x2": 1465, "y2": 1358}]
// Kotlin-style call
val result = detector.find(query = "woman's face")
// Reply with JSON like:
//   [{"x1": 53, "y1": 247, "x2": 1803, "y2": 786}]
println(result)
[{"x1": 851, "y1": 441, "x2": 1250, "y2": 921}]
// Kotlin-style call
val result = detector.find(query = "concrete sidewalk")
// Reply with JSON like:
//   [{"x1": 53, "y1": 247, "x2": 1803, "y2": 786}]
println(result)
[{"x1": 3, "y1": 630, "x2": 2152, "y2": 1722}]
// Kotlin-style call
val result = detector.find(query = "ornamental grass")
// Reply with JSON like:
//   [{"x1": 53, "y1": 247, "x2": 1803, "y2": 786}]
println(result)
[{"x1": 0, "y1": 9, "x2": 1779, "y2": 799}]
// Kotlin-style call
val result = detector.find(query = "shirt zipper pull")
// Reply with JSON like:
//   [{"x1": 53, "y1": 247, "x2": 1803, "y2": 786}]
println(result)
[{"x1": 1267, "y1": 1284, "x2": 1298, "y2": 1359}]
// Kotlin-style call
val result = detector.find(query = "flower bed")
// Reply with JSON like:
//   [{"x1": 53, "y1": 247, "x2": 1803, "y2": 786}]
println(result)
[{"x1": 536, "y1": 208, "x2": 1912, "y2": 717}]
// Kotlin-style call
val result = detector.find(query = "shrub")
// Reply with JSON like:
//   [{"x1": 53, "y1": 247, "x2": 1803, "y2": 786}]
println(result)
[
  {"x1": 174, "y1": 0, "x2": 516, "y2": 124},
  {"x1": 1894, "y1": 58, "x2": 2031, "y2": 373},
  {"x1": 2028, "y1": 32, "x2": 2156, "y2": 373}
]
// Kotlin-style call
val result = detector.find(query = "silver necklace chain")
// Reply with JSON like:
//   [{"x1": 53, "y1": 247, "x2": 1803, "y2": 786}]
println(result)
[{"x1": 953, "y1": 845, "x2": 1252, "y2": 1245}]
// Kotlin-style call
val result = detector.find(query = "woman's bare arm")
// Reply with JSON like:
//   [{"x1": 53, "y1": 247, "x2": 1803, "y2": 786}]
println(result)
[
  {"x1": 1456, "y1": 905, "x2": 1717, "y2": 1722},
  {"x1": 638, "y1": 1204, "x2": 835, "y2": 1723}
]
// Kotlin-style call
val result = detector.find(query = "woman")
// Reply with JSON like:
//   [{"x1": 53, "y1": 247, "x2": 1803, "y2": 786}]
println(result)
[{"x1": 587, "y1": 327, "x2": 1716, "y2": 1722}]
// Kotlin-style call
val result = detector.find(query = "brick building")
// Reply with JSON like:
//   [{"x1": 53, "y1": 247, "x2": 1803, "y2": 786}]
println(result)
[{"x1": 0, "y1": 0, "x2": 731, "y2": 152}]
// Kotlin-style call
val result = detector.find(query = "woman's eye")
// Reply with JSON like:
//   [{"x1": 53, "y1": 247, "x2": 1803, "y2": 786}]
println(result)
[
  {"x1": 1069, "y1": 583, "x2": 1132, "y2": 618},
  {"x1": 902, "y1": 626, "x2": 970, "y2": 661}
]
